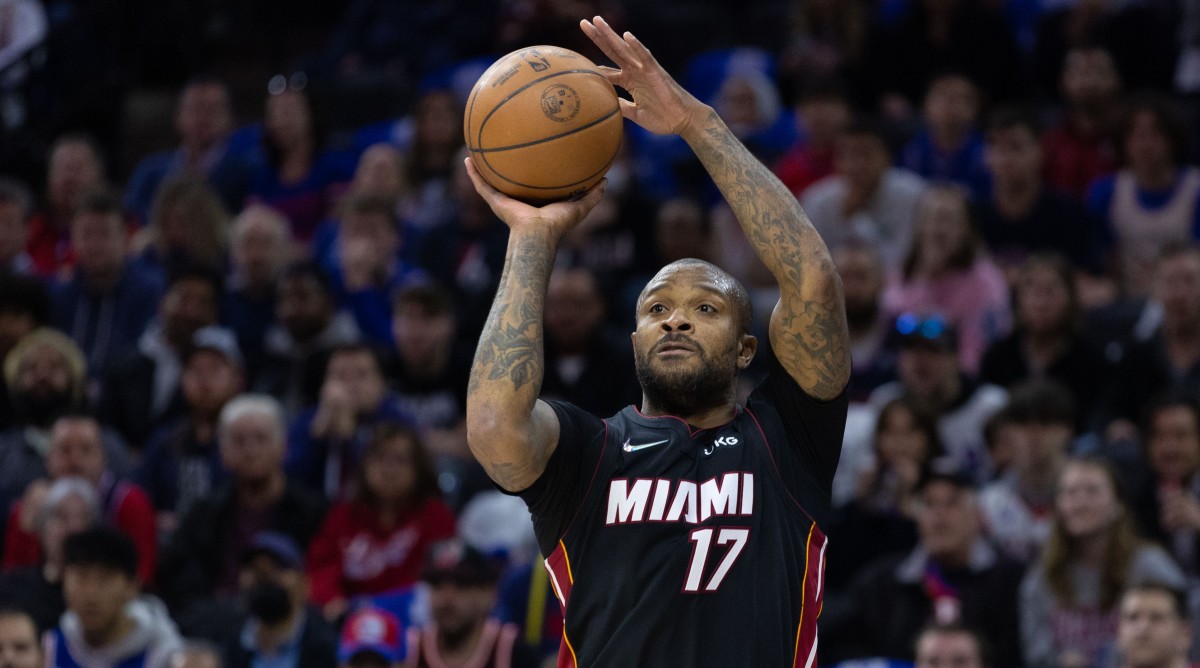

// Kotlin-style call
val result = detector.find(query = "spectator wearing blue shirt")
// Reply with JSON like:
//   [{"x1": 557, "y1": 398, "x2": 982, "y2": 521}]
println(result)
[
  {"x1": 51, "y1": 190, "x2": 163, "y2": 378},
  {"x1": 123, "y1": 78, "x2": 251, "y2": 225},
  {"x1": 225, "y1": 205, "x2": 293, "y2": 373},
  {"x1": 288, "y1": 344, "x2": 414, "y2": 500},
  {"x1": 899, "y1": 72, "x2": 989, "y2": 200}
]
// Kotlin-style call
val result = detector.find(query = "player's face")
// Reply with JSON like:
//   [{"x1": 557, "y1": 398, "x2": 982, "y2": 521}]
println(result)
[
  {"x1": 1118, "y1": 590, "x2": 1190, "y2": 668},
  {"x1": 632, "y1": 265, "x2": 749, "y2": 416},
  {"x1": 915, "y1": 631, "x2": 983, "y2": 668},
  {"x1": 1148, "y1": 406, "x2": 1200, "y2": 482},
  {"x1": 0, "y1": 613, "x2": 42, "y2": 668}
]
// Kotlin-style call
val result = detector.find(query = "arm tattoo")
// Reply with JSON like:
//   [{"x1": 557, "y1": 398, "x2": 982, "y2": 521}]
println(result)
[
  {"x1": 688, "y1": 110, "x2": 850, "y2": 399},
  {"x1": 467, "y1": 231, "x2": 557, "y2": 488}
]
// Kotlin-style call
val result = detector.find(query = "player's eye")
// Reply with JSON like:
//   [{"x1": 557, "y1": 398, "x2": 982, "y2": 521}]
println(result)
[
  {"x1": 698, "y1": 304, "x2": 716, "y2": 313},
  {"x1": 649, "y1": 303, "x2": 666, "y2": 313}
]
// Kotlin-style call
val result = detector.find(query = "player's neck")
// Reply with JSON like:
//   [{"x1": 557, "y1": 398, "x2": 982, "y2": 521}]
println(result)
[{"x1": 640, "y1": 399, "x2": 737, "y2": 430}]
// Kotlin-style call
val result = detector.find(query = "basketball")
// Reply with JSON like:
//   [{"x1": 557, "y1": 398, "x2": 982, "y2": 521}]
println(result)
[{"x1": 464, "y1": 45, "x2": 623, "y2": 203}]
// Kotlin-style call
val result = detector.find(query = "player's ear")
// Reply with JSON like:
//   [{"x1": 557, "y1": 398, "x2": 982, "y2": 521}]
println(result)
[{"x1": 736, "y1": 334, "x2": 757, "y2": 370}]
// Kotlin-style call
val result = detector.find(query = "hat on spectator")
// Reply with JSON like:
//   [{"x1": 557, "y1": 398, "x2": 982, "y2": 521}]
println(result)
[
  {"x1": 422, "y1": 539, "x2": 501, "y2": 586},
  {"x1": 916, "y1": 456, "x2": 975, "y2": 492},
  {"x1": 242, "y1": 531, "x2": 304, "y2": 570},
  {"x1": 188, "y1": 325, "x2": 243, "y2": 368},
  {"x1": 338, "y1": 607, "x2": 405, "y2": 663},
  {"x1": 894, "y1": 312, "x2": 958, "y2": 353}
]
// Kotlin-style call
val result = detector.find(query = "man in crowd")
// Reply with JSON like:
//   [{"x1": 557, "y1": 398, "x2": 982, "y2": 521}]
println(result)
[
  {"x1": 26, "y1": 135, "x2": 108, "y2": 276},
  {"x1": 914, "y1": 623, "x2": 990, "y2": 668},
  {"x1": 1115, "y1": 583, "x2": 1195, "y2": 668},
  {"x1": 0, "y1": 607, "x2": 44, "y2": 668},
  {"x1": 46, "y1": 527, "x2": 182, "y2": 667}
]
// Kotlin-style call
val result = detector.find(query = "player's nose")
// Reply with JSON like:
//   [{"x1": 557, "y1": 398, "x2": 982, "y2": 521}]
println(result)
[{"x1": 661, "y1": 310, "x2": 692, "y2": 332}]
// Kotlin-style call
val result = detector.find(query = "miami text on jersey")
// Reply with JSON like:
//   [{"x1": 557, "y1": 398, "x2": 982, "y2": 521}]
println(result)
[{"x1": 605, "y1": 472, "x2": 755, "y2": 525}]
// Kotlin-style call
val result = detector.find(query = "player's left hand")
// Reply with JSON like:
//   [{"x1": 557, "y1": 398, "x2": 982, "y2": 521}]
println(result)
[{"x1": 580, "y1": 16, "x2": 706, "y2": 137}]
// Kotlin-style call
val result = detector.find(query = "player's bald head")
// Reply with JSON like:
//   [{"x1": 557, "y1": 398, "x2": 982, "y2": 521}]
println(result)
[{"x1": 637, "y1": 259, "x2": 753, "y2": 336}]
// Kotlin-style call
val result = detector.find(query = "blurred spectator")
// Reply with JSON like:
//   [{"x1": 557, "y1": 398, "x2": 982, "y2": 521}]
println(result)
[
  {"x1": 778, "y1": 0, "x2": 868, "y2": 88},
  {"x1": 800, "y1": 120, "x2": 926, "y2": 271},
  {"x1": 307, "y1": 422, "x2": 456, "y2": 620},
  {"x1": 172, "y1": 643, "x2": 224, "y2": 668},
  {"x1": 248, "y1": 82, "x2": 351, "y2": 243},
  {"x1": 835, "y1": 242, "x2": 897, "y2": 402},
  {"x1": 1132, "y1": 393, "x2": 1200, "y2": 581},
  {"x1": 413, "y1": 153, "x2": 508, "y2": 339},
  {"x1": 222, "y1": 532, "x2": 338, "y2": 668},
  {"x1": 0, "y1": 178, "x2": 34, "y2": 274},
  {"x1": 404, "y1": 90, "x2": 465, "y2": 226},
  {"x1": 619, "y1": 197, "x2": 715, "y2": 322},
  {"x1": 138, "y1": 326, "x2": 244, "y2": 536},
  {"x1": 123, "y1": 78, "x2": 251, "y2": 224},
  {"x1": 314, "y1": 144, "x2": 419, "y2": 268},
  {"x1": 826, "y1": 459, "x2": 1024, "y2": 666},
  {"x1": 712, "y1": 66, "x2": 794, "y2": 166},
  {"x1": 337, "y1": 607, "x2": 404, "y2": 668},
  {"x1": 47, "y1": 527, "x2": 182, "y2": 668},
  {"x1": 0, "y1": 328, "x2": 130, "y2": 508},
  {"x1": 1087, "y1": 94, "x2": 1200, "y2": 299},
  {"x1": 773, "y1": 82, "x2": 851, "y2": 198},
  {"x1": 1114, "y1": 583, "x2": 1194, "y2": 668},
  {"x1": 0, "y1": 0, "x2": 45, "y2": 73},
  {"x1": 541, "y1": 267, "x2": 639, "y2": 417},
  {"x1": 51, "y1": 189, "x2": 163, "y2": 378},
  {"x1": 98, "y1": 265, "x2": 223, "y2": 450},
  {"x1": 0, "y1": 272, "x2": 49, "y2": 428},
  {"x1": 0, "y1": 606, "x2": 44, "y2": 668},
  {"x1": 327, "y1": 194, "x2": 425, "y2": 346},
  {"x1": 861, "y1": 0, "x2": 1023, "y2": 119},
  {"x1": 1102, "y1": 244, "x2": 1200, "y2": 433},
  {"x1": 865, "y1": 316, "x2": 1007, "y2": 479},
  {"x1": 388, "y1": 282, "x2": 486, "y2": 508},
  {"x1": 883, "y1": 185, "x2": 1010, "y2": 375},
  {"x1": 496, "y1": 1, "x2": 620, "y2": 60},
  {"x1": 978, "y1": 379, "x2": 1076, "y2": 564},
  {"x1": 26, "y1": 135, "x2": 107, "y2": 277},
  {"x1": 158, "y1": 395, "x2": 326, "y2": 614},
  {"x1": 975, "y1": 108, "x2": 1107, "y2": 278},
  {"x1": 3, "y1": 415, "x2": 154, "y2": 582},
  {"x1": 913, "y1": 623, "x2": 988, "y2": 668},
  {"x1": 826, "y1": 397, "x2": 940, "y2": 590},
  {"x1": 225, "y1": 205, "x2": 293, "y2": 371},
  {"x1": 898, "y1": 73, "x2": 988, "y2": 198},
  {"x1": 0, "y1": 478, "x2": 96, "y2": 632},
  {"x1": 288, "y1": 344, "x2": 413, "y2": 499},
  {"x1": 979, "y1": 253, "x2": 1109, "y2": 430},
  {"x1": 132, "y1": 178, "x2": 229, "y2": 279},
  {"x1": 407, "y1": 539, "x2": 540, "y2": 668},
  {"x1": 1020, "y1": 456, "x2": 1186, "y2": 668},
  {"x1": 1034, "y1": 0, "x2": 1177, "y2": 98},
  {"x1": 257, "y1": 262, "x2": 361, "y2": 416},
  {"x1": 1041, "y1": 46, "x2": 1121, "y2": 200}
]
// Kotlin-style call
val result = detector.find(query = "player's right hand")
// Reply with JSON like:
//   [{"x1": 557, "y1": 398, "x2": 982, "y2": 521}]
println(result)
[{"x1": 464, "y1": 156, "x2": 606, "y2": 241}]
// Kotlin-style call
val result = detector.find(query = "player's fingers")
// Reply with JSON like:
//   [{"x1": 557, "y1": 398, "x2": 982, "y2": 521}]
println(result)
[
  {"x1": 463, "y1": 157, "x2": 502, "y2": 204},
  {"x1": 595, "y1": 65, "x2": 623, "y2": 85},
  {"x1": 622, "y1": 30, "x2": 659, "y2": 69},
  {"x1": 617, "y1": 97, "x2": 637, "y2": 120},
  {"x1": 585, "y1": 16, "x2": 638, "y2": 68}
]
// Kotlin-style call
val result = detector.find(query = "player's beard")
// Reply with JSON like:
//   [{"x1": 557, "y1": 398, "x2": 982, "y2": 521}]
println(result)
[{"x1": 634, "y1": 335, "x2": 738, "y2": 418}]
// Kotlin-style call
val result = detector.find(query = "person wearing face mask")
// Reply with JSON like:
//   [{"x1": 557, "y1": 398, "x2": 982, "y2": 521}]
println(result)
[{"x1": 224, "y1": 532, "x2": 336, "y2": 668}]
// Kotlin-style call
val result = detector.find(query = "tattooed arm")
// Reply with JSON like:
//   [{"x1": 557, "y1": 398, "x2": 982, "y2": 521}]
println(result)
[
  {"x1": 463, "y1": 159, "x2": 606, "y2": 491},
  {"x1": 582, "y1": 17, "x2": 850, "y2": 399}
]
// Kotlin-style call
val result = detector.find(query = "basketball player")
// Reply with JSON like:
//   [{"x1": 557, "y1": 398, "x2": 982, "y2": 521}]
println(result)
[{"x1": 464, "y1": 16, "x2": 850, "y2": 667}]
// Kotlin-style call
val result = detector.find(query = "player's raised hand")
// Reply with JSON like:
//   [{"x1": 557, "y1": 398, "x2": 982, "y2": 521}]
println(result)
[
  {"x1": 464, "y1": 157, "x2": 606, "y2": 240},
  {"x1": 580, "y1": 16, "x2": 706, "y2": 137}
]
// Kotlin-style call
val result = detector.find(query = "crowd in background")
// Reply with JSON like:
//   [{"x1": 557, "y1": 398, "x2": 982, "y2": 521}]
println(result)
[{"x1": 2, "y1": 0, "x2": 1200, "y2": 666}]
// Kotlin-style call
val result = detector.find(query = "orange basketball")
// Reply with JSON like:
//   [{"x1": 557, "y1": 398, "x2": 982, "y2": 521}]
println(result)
[{"x1": 464, "y1": 45, "x2": 623, "y2": 203}]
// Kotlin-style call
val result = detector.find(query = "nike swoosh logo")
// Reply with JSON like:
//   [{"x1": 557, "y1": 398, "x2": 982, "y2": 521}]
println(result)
[{"x1": 622, "y1": 438, "x2": 669, "y2": 453}]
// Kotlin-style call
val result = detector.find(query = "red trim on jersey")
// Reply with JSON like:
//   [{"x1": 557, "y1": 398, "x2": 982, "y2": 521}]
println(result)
[
  {"x1": 546, "y1": 541, "x2": 579, "y2": 668},
  {"x1": 792, "y1": 525, "x2": 828, "y2": 668}
]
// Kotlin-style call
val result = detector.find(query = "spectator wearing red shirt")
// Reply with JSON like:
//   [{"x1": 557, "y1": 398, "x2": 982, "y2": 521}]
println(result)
[
  {"x1": 307, "y1": 421, "x2": 455, "y2": 621},
  {"x1": 1041, "y1": 46, "x2": 1120, "y2": 200},
  {"x1": 26, "y1": 135, "x2": 108, "y2": 277},
  {"x1": 3, "y1": 415, "x2": 156, "y2": 583}
]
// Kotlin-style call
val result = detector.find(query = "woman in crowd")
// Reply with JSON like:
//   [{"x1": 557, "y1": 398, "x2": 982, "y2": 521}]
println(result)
[
  {"x1": 979, "y1": 253, "x2": 1109, "y2": 430},
  {"x1": 1087, "y1": 94, "x2": 1200, "y2": 298},
  {"x1": 1020, "y1": 456, "x2": 1185, "y2": 668},
  {"x1": 248, "y1": 79, "x2": 352, "y2": 242},
  {"x1": 825, "y1": 396, "x2": 942, "y2": 589},
  {"x1": 305, "y1": 421, "x2": 456, "y2": 621},
  {"x1": 133, "y1": 177, "x2": 229, "y2": 277},
  {"x1": 883, "y1": 184, "x2": 1010, "y2": 375}
]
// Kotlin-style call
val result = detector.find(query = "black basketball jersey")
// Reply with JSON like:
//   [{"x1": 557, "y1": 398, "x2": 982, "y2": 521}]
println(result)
[{"x1": 516, "y1": 355, "x2": 849, "y2": 667}]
